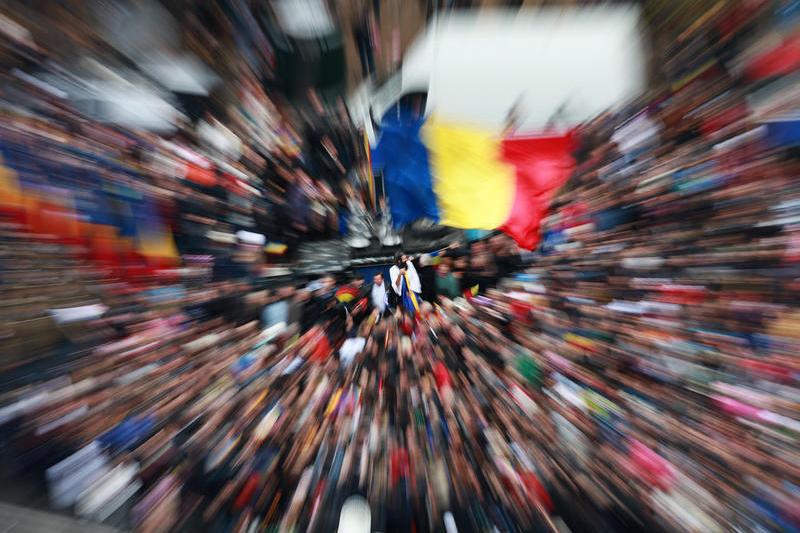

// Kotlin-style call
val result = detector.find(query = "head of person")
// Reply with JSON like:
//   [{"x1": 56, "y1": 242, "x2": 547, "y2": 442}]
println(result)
[
  {"x1": 321, "y1": 275, "x2": 336, "y2": 290},
  {"x1": 277, "y1": 285, "x2": 295, "y2": 299},
  {"x1": 438, "y1": 261, "x2": 451, "y2": 275},
  {"x1": 295, "y1": 288, "x2": 311, "y2": 302},
  {"x1": 394, "y1": 252, "x2": 406, "y2": 269},
  {"x1": 374, "y1": 272, "x2": 384, "y2": 286}
]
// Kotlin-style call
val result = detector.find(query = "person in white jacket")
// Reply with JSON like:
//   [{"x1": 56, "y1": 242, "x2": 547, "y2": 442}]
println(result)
[
  {"x1": 370, "y1": 272, "x2": 389, "y2": 316},
  {"x1": 389, "y1": 253, "x2": 422, "y2": 314}
]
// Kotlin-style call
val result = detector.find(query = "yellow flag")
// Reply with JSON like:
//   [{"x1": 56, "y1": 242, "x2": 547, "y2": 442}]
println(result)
[{"x1": 422, "y1": 119, "x2": 515, "y2": 229}]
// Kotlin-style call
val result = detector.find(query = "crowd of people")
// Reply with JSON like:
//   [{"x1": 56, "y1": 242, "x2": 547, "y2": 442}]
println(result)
[
  {"x1": 0, "y1": 242, "x2": 561, "y2": 533},
  {"x1": 0, "y1": 2, "x2": 381, "y2": 370},
  {"x1": 0, "y1": 2, "x2": 374, "y2": 267},
  {"x1": 0, "y1": 1, "x2": 799, "y2": 532},
  {"x1": 502, "y1": 3, "x2": 800, "y2": 530},
  {"x1": 1, "y1": 210, "x2": 797, "y2": 532},
  {"x1": 0, "y1": 71, "x2": 366, "y2": 260}
]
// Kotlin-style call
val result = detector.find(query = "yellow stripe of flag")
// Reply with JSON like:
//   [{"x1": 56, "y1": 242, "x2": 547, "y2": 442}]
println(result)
[{"x1": 422, "y1": 119, "x2": 516, "y2": 229}]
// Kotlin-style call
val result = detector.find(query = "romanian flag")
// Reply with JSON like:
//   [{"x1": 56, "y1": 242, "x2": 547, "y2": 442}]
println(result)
[
  {"x1": 372, "y1": 113, "x2": 575, "y2": 249},
  {"x1": 335, "y1": 285, "x2": 361, "y2": 303}
]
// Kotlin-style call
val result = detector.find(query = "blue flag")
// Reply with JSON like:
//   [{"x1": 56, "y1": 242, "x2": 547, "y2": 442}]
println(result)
[{"x1": 371, "y1": 111, "x2": 440, "y2": 227}]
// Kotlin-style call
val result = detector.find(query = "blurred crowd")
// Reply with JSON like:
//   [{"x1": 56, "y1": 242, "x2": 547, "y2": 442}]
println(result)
[
  {"x1": 0, "y1": 1, "x2": 373, "y2": 266},
  {"x1": 1, "y1": 1, "x2": 800, "y2": 532},
  {"x1": 0, "y1": 1, "x2": 378, "y2": 368},
  {"x1": 1, "y1": 220, "x2": 797, "y2": 532},
  {"x1": 509, "y1": 2, "x2": 800, "y2": 530},
  {"x1": 0, "y1": 71, "x2": 371, "y2": 366},
  {"x1": 0, "y1": 69, "x2": 365, "y2": 259}
]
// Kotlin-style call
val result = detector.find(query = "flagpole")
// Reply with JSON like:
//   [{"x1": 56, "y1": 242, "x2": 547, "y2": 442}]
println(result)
[{"x1": 363, "y1": 129, "x2": 376, "y2": 211}]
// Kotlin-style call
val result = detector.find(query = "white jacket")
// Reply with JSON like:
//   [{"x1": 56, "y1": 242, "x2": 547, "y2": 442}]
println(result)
[
  {"x1": 371, "y1": 282, "x2": 388, "y2": 312},
  {"x1": 389, "y1": 261, "x2": 421, "y2": 296}
]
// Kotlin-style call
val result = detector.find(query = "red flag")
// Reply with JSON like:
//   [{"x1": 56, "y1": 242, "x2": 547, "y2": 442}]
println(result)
[{"x1": 499, "y1": 133, "x2": 575, "y2": 250}]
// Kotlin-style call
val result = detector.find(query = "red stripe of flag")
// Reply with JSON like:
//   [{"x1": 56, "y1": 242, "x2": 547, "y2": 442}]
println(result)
[{"x1": 499, "y1": 132, "x2": 576, "y2": 250}]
